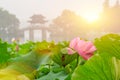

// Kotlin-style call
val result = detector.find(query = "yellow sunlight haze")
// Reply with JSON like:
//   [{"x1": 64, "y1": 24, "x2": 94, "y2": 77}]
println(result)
[{"x1": 83, "y1": 12, "x2": 99, "y2": 23}]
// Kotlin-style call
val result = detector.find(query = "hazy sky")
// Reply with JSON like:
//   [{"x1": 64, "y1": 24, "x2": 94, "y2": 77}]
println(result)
[{"x1": 0, "y1": 0, "x2": 117, "y2": 23}]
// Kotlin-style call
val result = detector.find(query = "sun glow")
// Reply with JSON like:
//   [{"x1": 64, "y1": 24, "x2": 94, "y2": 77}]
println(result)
[{"x1": 83, "y1": 13, "x2": 99, "y2": 23}]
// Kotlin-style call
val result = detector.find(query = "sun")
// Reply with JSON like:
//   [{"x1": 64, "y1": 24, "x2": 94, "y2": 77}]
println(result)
[{"x1": 83, "y1": 13, "x2": 99, "y2": 23}]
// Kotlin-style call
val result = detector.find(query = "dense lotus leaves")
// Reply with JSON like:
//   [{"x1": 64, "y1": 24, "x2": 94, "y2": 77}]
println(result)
[
  {"x1": 94, "y1": 34, "x2": 120, "y2": 59},
  {"x1": 33, "y1": 40, "x2": 55, "y2": 54},
  {"x1": 17, "y1": 41, "x2": 35, "y2": 55},
  {"x1": 8, "y1": 51, "x2": 40, "y2": 73},
  {"x1": 7, "y1": 40, "x2": 54, "y2": 74},
  {"x1": 0, "y1": 69, "x2": 30, "y2": 80},
  {"x1": 36, "y1": 71, "x2": 68, "y2": 80},
  {"x1": 50, "y1": 42, "x2": 77, "y2": 67},
  {"x1": 0, "y1": 40, "x2": 10, "y2": 64},
  {"x1": 5, "y1": 54, "x2": 50, "y2": 79},
  {"x1": 71, "y1": 53, "x2": 120, "y2": 80},
  {"x1": 3, "y1": 41, "x2": 55, "y2": 79}
]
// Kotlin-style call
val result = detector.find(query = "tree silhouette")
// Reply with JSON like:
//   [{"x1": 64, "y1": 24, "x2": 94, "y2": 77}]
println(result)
[
  {"x1": 99, "y1": 0, "x2": 120, "y2": 32},
  {"x1": 0, "y1": 8, "x2": 20, "y2": 42},
  {"x1": 49, "y1": 9, "x2": 86, "y2": 41}
]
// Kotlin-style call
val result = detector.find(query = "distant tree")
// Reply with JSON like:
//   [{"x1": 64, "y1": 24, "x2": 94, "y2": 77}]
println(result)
[
  {"x1": 0, "y1": 8, "x2": 20, "y2": 42},
  {"x1": 49, "y1": 9, "x2": 86, "y2": 41},
  {"x1": 99, "y1": 0, "x2": 120, "y2": 32}
]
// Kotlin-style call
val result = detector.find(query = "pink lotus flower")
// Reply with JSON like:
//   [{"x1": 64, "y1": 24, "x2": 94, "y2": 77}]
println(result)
[{"x1": 68, "y1": 37, "x2": 96, "y2": 60}]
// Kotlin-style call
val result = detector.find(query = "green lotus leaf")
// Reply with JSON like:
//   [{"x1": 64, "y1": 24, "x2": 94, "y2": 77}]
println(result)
[{"x1": 72, "y1": 53, "x2": 120, "y2": 80}]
